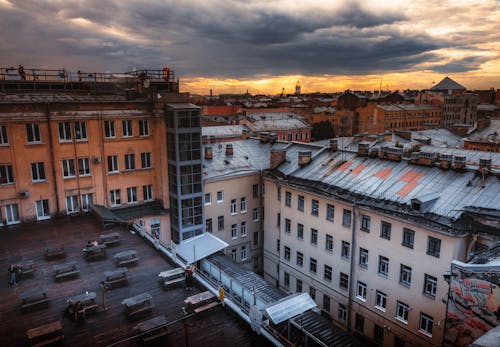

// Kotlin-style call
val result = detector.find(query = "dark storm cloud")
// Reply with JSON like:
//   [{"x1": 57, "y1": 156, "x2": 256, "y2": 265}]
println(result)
[
  {"x1": 0, "y1": 0, "x2": 493, "y2": 78},
  {"x1": 430, "y1": 56, "x2": 492, "y2": 73}
]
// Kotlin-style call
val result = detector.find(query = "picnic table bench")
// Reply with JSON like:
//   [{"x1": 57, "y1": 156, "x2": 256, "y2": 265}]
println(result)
[
  {"x1": 184, "y1": 291, "x2": 217, "y2": 313},
  {"x1": 83, "y1": 244, "x2": 107, "y2": 260},
  {"x1": 26, "y1": 320, "x2": 64, "y2": 347},
  {"x1": 17, "y1": 260, "x2": 35, "y2": 278},
  {"x1": 53, "y1": 261, "x2": 79, "y2": 280},
  {"x1": 68, "y1": 291, "x2": 99, "y2": 316},
  {"x1": 122, "y1": 293, "x2": 154, "y2": 319},
  {"x1": 44, "y1": 246, "x2": 66, "y2": 260},
  {"x1": 19, "y1": 287, "x2": 49, "y2": 311},
  {"x1": 100, "y1": 232, "x2": 121, "y2": 246},
  {"x1": 104, "y1": 268, "x2": 128, "y2": 288},
  {"x1": 158, "y1": 267, "x2": 184, "y2": 288},
  {"x1": 114, "y1": 250, "x2": 139, "y2": 267},
  {"x1": 134, "y1": 315, "x2": 168, "y2": 342}
]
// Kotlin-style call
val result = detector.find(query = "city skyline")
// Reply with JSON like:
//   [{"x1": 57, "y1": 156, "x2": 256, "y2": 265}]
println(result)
[{"x1": 1, "y1": 0, "x2": 499, "y2": 94}]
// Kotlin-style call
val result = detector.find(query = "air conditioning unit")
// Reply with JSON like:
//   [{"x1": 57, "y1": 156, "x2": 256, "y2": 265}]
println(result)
[
  {"x1": 19, "y1": 191, "x2": 30, "y2": 199},
  {"x1": 93, "y1": 157, "x2": 101, "y2": 163}
]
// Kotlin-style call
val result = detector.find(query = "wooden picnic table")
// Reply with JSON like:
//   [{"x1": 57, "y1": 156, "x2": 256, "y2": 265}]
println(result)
[
  {"x1": 44, "y1": 246, "x2": 66, "y2": 260},
  {"x1": 26, "y1": 320, "x2": 63, "y2": 346},
  {"x1": 122, "y1": 293, "x2": 154, "y2": 319},
  {"x1": 19, "y1": 287, "x2": 49, "y2": 310},
  {"x1": 184, "y1": 291, "x2": 218, "y2": 313},
  {"x1": 104, "y1": 268, "x2": 128, "y2": 288},
  {"x1": 158, "y1": 267, "x2": 184, "y2": 279},
  {"x1": 83, "y1": 244, "x2": 107, "y2": 259},
  {"x1": 52, "y1": 261, "x2": 79, "y2": 280},
  {"x1": 158, "y1": 267, "x2": 185, "y2": 288},
  {"x1": 100, "y1": 232, "x2": 121, "y2": 246},
  {"x1": 114, "y1": 250, "x2": 139, "y2": 267},
  {"x1": 16, "y1": 260, "x2": 35, "y2": 278},
  {"x1": 134, "y1": 315, "x2": 168, "y2": 342},
  {"x1": 68, "y1": 291, "x2": 96, "y2": 306}
]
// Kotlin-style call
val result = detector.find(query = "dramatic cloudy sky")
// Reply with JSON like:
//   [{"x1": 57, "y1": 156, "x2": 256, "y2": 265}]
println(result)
[{"x1": 1, "y1": 0, "x2": 499, "y2": 94}]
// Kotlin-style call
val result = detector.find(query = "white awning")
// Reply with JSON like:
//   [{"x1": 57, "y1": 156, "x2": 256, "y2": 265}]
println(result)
[
  {"x1": 264, "y1": 293, "x2": 317, "y2": 324},
  {"x1": 174, "y1": 233, "x2": 228, "y2": 264}
]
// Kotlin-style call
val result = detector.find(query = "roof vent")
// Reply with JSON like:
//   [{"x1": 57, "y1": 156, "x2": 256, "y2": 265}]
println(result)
[
  {"x1": 358, "y1": 142, "x2": 370, "y2": 156},
  {"x1": 479, "y1": 157, "x2": 492, "y2": 170},
  {"x1": 418, "y1": 151, "x2": 436, "y2": 166},
  {"x1": 439, "y1": 153, "x2": 453, "y2": 169},
  {"x1": 270, "y1": 149, "x2": 287, "y2": 169},
  {"x1": 378, "y1": 146, "x2": 388, "y2": 159},
  {"x1": 329, "y1": 139, "x2": 338, "y2": 152},
  {"x1": 225, "y1": 144, "x2": 233, "y2": 156},
  {"x1": 452, "y1": 155, "x2": 466, "y2": 170},
  {"x1": 205, "y1": 146, "x2": 213, "y2": 160},
  {"x1": 260, "y1": 132, "x2": 270, "y2": 143},
  {"x1": 386, "y1": 146, "x2": 403, "y2": 161},
  {"x1": 298, "y1": 151, "x2": 312, "y2": 166}
]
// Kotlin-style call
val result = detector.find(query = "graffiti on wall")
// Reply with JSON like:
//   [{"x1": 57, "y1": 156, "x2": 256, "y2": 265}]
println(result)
[{"x1": 445, "y1": 265, "x2": 500, "y2": 346}]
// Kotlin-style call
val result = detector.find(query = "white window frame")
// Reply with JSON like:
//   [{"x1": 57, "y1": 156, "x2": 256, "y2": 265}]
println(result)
[
  {"x1": 341, "y1": 241, "x2": 350, "y2": 259},
  {"x1": 5, "y1": 204, "x2": 20, "y2": 224},
  {"x1": 375, "y1": 290, "x2": 387, "y2": 311},
  {"x1": 360, "y1": 248, "x2": 368, "y2": 268},
  {"x1": 104, "y1": 120, "x2": 116, "y2": 138},
  {"x1": 338, "y1": 304, "x2": 347, "y2": 323},
  {"x1": 74, "y1": 121, "x2": 87, "y2": 141},
  {"x1": 230, "y1": 199, "x2": 237, "y2": 215},
  {"x1": 419, "y1": 313, "x2": 433, "y2": 337},
  {"x1": 62, "y1": 159, "x2": 76, "y2": 179},
  {"x1": 356, "y1": 281, "x2": 367, "y2": 301},
  {"x1": 127, "y1": 187, "x2": 138, "y2": 204},
  {"x1": 424, "y1": 274, "x2": 437, "y2": 298},
  {"x1": 36, "y1": 199, "x2": 50, "y2": 220},
  {"x1": 241, "y1": 221, "x2": 247, "y2": 237},
  {"x1": 217, "y1": 190, "x2": 224, "y2": 203},
  {"x1": 58, "y1": 122, "x2": 72, "y2": 142},
  {"x1": 240, "y1": 197, "x2": 247, "y2": 213},
  {"x1": 110, "y1": 189, "x2": 121, "y2": 207},
  {"x1": 252, "y1": 208, "x2": 259, "y2": 222},
  {"x1": 400, "y1": 264, "x2": 412, "y2": 287},
  {"x1": 81, "y1": 193, "x2": 93, "y2": 212},
  {"x1": 241, "y1": 246, "x2": 247, "y2": 261},
  {"x1": 26, "y1": 123, "x2": 41, "y2": 143},
  {"x1": 204, "y1": 193, "x2": 212, "y2": 205},
  {"x1": 66, "y1": 195, "x2": 79, "y2": 214},
  {"x1": 0, "y1": 164, "x2": 14, "y2": 184},
  {"x1": 77, "y1": 157, "x2": 91, "y2": 177},
  {"x1": 378, "y1": 255, "x2": 389, "y2": 277},
  {"x1": 143, "y1": 184, "x2": 153, "y2": 201},
  {"x1": 122, "y1": 119, "x2": 133, "y2": 137},
  {"x1": 231, "y1": 224, "x2": 237, "y2": 240},
  {"x1": 139, "y1": 119, "x2": 150, "y2": 136},
  {"x1": 108, "y1": 155, "x2": 119, "y2": 173},
  {"x1": 396, "y1": 301, "x2": 409, "y2": 323},
  {"x1": 0, "y1": 125, "x2": 8, "y2": 145},
  {"x1": 325, "y1": 234, "x2": 333, "y2": 252},
  {"x1": 31, "y1": 162, "x2": 46, "y2": 182},
  {"x1": 141, "y1": 152, "x2": 152, "y2": 169},
  {"x1": 124, "y1": 153, "x2": 135, "y2": 170}
]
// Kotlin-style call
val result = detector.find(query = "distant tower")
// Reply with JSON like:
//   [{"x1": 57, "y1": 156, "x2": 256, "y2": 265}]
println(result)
[{"x1": 295, "y1": 81, "x2": 301, "y2": 96}]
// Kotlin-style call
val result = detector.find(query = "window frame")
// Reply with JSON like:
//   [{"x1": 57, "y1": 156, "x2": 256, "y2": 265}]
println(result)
[
  {"x1": 297, "y1": 195, "x2": 304, "y2": 211},
  {"x1": 31, "y1": 162, "x2": 46, "y2": 182},
  {"x1": 375, "y1": 290, "x2": 387, "y2": 311},
  {"x1": 342, "y1": 209, "x2": 352, "y2": 227},
  {"x1": 400, "y1": 264, "x2": 412, "y2": 287},
  {"x1": 127, "y1": 186, "x2": 138, "y2": 204},
  {"x1": 124, "y1": 153, "x2": 136, "y2": 171},
  {"x1": 311, "y1": 199, "x2": 319, "y2": 216},
  {"x1": 139, "y1": 119, "x2": 150, "y2": 136},
  {"x1": 241, "y1": 221, "x2": 247, "y2": 237},
  {"x1": 296, "y1": 251, "x2": 303, "y2": 267},
  {"x1": 141, "y1": 152, "x2": 152, "y2": 169},
  {"x1": 402, "y1": 228, "x2": 415, "y2": 249},
  {"x1": 107, "y1": 155, "x2": 119, "y2": 173},
  {"x1": 359, "y1": 248, "x2": 368, "y2": 268},
  {"x1": 143, "y1": 184, "x2": 153, "y2": 201},
  {"x1": 240, "y1": 197, "x2": 247, "y2": 213},
  {"x1": 361, "y1": 214, "x2": 371, "y2": 232},
  {"x1": 109, "y1": 189, "x2": 121, "y2": 207},
  {"x1": 26, "y1": 123, "x2": 41, "y2": 143},
  {"x1": 325, "y1": 234, "x2": 333, "y2": 252},
  {"x1": 378, "y1": 255, "x2": 389, "y2": 277},
  {"x1": 423, "y1": 274, "x2": 437, "y2": 298},
  {"x1": 104, "y1": 120, "x2": 116, "y2": 138},
  {"x1": 427, "y1": 237, "x2": 441, "y2": 258},
  {"x1": 122, "y1": 119, "x2": 133, "y2": 137},
  {"x1": 326, "y1": 204, "x2": 335, "y2": 222},
  {"x1": 356, "y1": 281, "x2": 367, "y2": 301},
  {"x1": 309, "y1": 258, "x2": 317, "y2": 273},
  {"x1": 380, "y1": 221, "x2": 392, "y2": 240},
  {"x1": 396, "y1": 301, "x2": 409, "y2": 323},
  {"x1": 419, "y1": 313, "x2": 433, "y2": 337},
  {"x1": 285, "y1": 191, "x2": 292, "y2": 207}
]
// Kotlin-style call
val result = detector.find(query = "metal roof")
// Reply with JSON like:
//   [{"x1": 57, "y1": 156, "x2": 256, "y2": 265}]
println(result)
[
  {"x1": 202, "y1": 125, "x2": 244, "y2": 138},
  {"x1": 378, "y1": 104, "x2": 440, "y2": 112},
  {"x1": 263, "y1": 293, "x2": 316, "y2": 324},
  {"x1": 431, "y1": 76, "x2": 466, "y2": 91},
  {"x1": 175, "y1": 233, "x2": 228, "y2": 264}
]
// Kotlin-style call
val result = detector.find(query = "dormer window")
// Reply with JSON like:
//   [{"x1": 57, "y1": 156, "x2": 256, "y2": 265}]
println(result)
[{"x1": 411, "y1": 201, "x2": 421, "y2": 212}]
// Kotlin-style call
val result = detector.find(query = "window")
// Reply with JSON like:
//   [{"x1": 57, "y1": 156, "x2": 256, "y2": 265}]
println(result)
[
  {"x1": 427, "y1": 237, "x2": 441, "y2": 257},
  {"x1": 311, "y1": 199, "x2": 319, "y2": 216},
  {"x1": 253, "y1": 231, "x2": 258, "y2": 245},
  {"x1": 204, "y1": 193, "x2": 211, "y2": 205},
  {"x1": 359, "y1": 248, "x2": 368, "y2": 268},
  {"x1": 297, "y1": 195, "x2": 304, "y2": 211},
  {"x1": 5, "y1": 204, "x2": 19, "y2": 224},
  {"x1": 62, "y1": 159, "x2": 76, "y2": 178},
  {"x1": 325, "y1": 234, "x2": 333, "y2": 252},
  {"x1": 282, "y1": 271, "x2": 290, "y2": 287},
  {"x1": 277, "y1": 186, "x2": 281, "y2": 200},
  {"x1": 252, "y1": 208, "x2": 259, "y2": 222},
  {"x1": 395, "y1": 336, "x2": 406, "y2": 347},
  {"x1": 143, "y1": 184, "x2": 153, "y2": 201},
  {"x1": 402, "y1": 228, "x2": 415, "y2": 248},
  {"x1": 423, "y1": 274, "x2": 437, "y2": 298},
  {"x1": 374, "y1": 324, "x2": 384, "y2": 346},
  {"x1": 81, "y1": 193, "x2": 93, "y2": 212},
  {"x1": 26, "y1": 123, "x2": 41, "y2": 143},
  {"x1": 58, "y1": 122, "x2": 72, "y2": 141},
  {"x1": 341, "y1": 241, "x2": 350, "y2": 259},
  {"x1": 218, "y1": 216, "x2": 224, "y2": 231},
  {"x1": 356, "y1": 281, "x2": 367, "y2": 300},
  {"x1": 252, "y1": 184, "x2": 259, "y2": 198},
  {"x1": 277, "y1": 213, "x2": 281, "y2": 227},
  {"x1": 400, "y1": 264, "x2": 412, "y2": 287},
  {"x1": 326, "y1": 204, "x2": 334, "y2": 221},
  {"x1": 231, "y1": 249, "x2": 237, "y2": 261},
  {"x1": 139, "y1": 119, "x2": 150, "y2": 136},
  {"x1": 241, "y1": 246, "x2": 247, "y2": 261},
  {"x1": 231, "y1": 224, "x2": 237, "y2": 239},
  {"x1": 104, "y1": 120, "x2": 115, "y2": 138},
  {"x1": 396, "y1": 301, "x2": 409, "y2": 323},
  {"x1": 217, "y1": 190, "x2": 224, "y2": 203},
  {"x1": 284, "y1": 246, "x2": 290, "y2": 261},
  {"x1": 355, "y1": 313, "x2": 364, "y2": 333},
  {"x1": 311, "y1": 228, "x2": 318, "y2": 245},
  {"x1": 0, "y1": 125, "x2": 8, "y2": 144},
  {"x1": 0, "y1": 164, "x2": 14, "y2": 184},
  {"x1": 31, "y1": 162, "x2": 46, "y2": 181},
  {"x1": 124, "y1": 154, "x2": 135, "y2": 170},
  {"x1": 309, "y1": 286, "x2": 316, "y2": 300},
  {"x1": 127, "y1": 187, "x2": 137, "y2": 204},
  {"x1": 241, "y1": 221, "x2": 247, "y2": 237},
  {"x1": 74, "y1": 121, "x2": 87, "y2": 140},
  {"x1": 375, "y1": 290, "x2": 387, "y2": 311},
  {"x1": 340, "y1": 273, "x2": 349, "y2": 290},
  {"x1": 277, "y1": 239, "x2": 280, "y2": 253},
  {"x1": 36, "y1": 199, "x2": 50, "y2": 220},
  {"x1": 338, "y1": 304, "x2": 347, "y2": 323},
  {"x1": 296, "y1": 279, "x2": 302, "y2": 292},
  {"x1": 253, "y1": 256, "x2": 259, "y2": 269},
  {"x1": 323, "y1": 294, "x2": 331, "y2": 312},
  {"x1": 141, "y1": 152, "x2": 152, "y2": 168},
  {"x1": 296, "y1": 251, "x2": 303, "y2": 267},
  {"x1": 309, "y1": 258, "x2": 317, "y2": 273},
  {"x1": 381, "y1": 221, "x2": 392, "y2": 240},
  {"x1": 361, "y1": 215, "x2": 371, "y2": 232},
  {"x1": 77, "y1": 158, "x2": 91, "y2": 176},
  {"x1": 107, "y1": 155, "x2": 119, "y2": 173},
  {"x1": 231, "y1": 199, "x2": 237, "y2": 215},
  {"x1": 109, "y1": 189, "x2": 121, "y2": 207},
  {"x1": 324, "y1": 265, "x2": 332, "y2": 281},
  {"x1": 297, "y1": 223, "x2": 304, "y2": 239},
  {"x1": 343, "y1": 209, "x2": 351, "y2": 227},
  {"x1": 66, "y1": 195, "x2": 79, "y2": 213},
  {"x1": 206, "y1": 218, "x2": 212, "y2": 233},
  {"x1": 285, "y1": 191, "x2": 291, "y2": 207},
  {"x1": 285, "y1": 218, "x2": 291, "y2": 233},
  {"x1": 419, "y1": 313, "x2": 433, "y2": 336},
  {"x1": 240, "y1": 197, "x2": 247, "y2": 212},
  {"x1": 122, "y1": 120, "x2": 133, "y2": 137},
  {"x1": 150, "y1": 218, "x2": 161, "y2": 239},
  {"x1": 378, "y1": 256, "x2": 389, "y2": 277}
]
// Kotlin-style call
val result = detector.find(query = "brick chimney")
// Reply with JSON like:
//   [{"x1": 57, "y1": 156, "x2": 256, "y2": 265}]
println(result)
[
  {"x1": 329, "y1": 139, "x2": 338, "y2": 152},
  {"x1": 358, "y1": 142, "x2": 370, "y2": 156},
  {"x1": 270, "y1": 149, "x2": 286, "y2": 169},
  {"x1": 298, "y1": 151, "x2": 312, "y2": 166},
  {"x1": 439, "y1": 153, "x2": 453, "y2": 169},
  {"x1": 204, "y1": 146, "x2": 213, "y2": 160},
  {"x1": 225, "y1": 144, "x2": 233, "y2": 156},
  {"x1": 452, "y1": 155, "x2": 466, "y2": 170}
]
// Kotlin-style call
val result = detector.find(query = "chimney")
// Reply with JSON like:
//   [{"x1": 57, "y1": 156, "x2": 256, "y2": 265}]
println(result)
[
  {"x1": 270, "y1": 149, "x2": 286, "y2": 169},
  {"x1": 386, "y1": 146, "x2": 403, "y2": 161},
  {"x1": 418, "y1": 151, "x2": 436, "y2": 166},
  {"x1": 268, "y1": 133, "x2": 278, "y2": 144},
  {"x1": 329, "y1": 139, "x2": 338, "y2": 152},
  {"x1": 358, "y1": 142, "x2": 370, "y2": 156},
  {"x1": 452, "y1": 155, "x2": 466, "y2": 170},
  {"x1": 225, "y1": 144, "x2": 233, "y2": 156},
  {"x1": 378, "y1": 146, "x2": 388, "y2": 159},
  {"x1": 298, "y1": 151, "x2": 312, "y2": 166},
  {"x1": 439, "y1": 153, "x2": 453, "y2": 169},
  {"x1": 204, "y1": 146, "x2": 213, "y2": 160},
  {"x1": 479, "y1": 157, "x2": 492, "y2": 170},
  {"x1": 410, "y1": 152, "x2": 420, "y2": 165},
  {"x1": 260, "y1": 132, "x2": 270, "y2": 143}
]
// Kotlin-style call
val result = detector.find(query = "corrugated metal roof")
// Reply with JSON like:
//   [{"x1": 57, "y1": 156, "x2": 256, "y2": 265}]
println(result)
[
  {"x1": 378, "y1": 104, "x2": 440, "y2": 111},
  {"x1": 202, "y1": 125, "x2": 244, "y2": 137},
  {"x1": 263, "y1": 293, "x2": 316, "y2": 324}
]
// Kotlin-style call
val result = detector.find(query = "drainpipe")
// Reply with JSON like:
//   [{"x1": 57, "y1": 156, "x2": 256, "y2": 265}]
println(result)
[
  {"x1": 258, "y1": 169, "x2": 264, "y2": 273},
  {"x1": 466, "y1": 233, "x2": 478, "y2": 262},
  {"x1": 72, "y1": 119, "x2": 82, "y2": 208},
  {"x1": 45, "y1": 102, "x2": 60, "y2": 214},
  {"x1": 346, "y1": 201, "x2": 356, "y2": 333}
]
